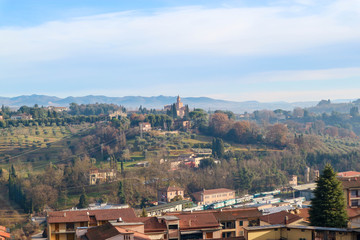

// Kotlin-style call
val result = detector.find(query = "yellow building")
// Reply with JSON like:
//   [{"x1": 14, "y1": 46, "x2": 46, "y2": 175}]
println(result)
[
  {"x1": 192, "y1": 188, "x2": 236, "y2": 205},
  {"x1": 244, "y1": 224, "x2": 358, "y2": 240},
  {"x1": 47, "y1": 208, "x2": 136, "y2": 240}
]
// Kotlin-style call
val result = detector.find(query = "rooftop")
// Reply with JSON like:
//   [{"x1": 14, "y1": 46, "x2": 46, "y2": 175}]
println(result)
[
  {"x1": 291, "y1": 183, "x2": 316, "y2": 191},
  {"x1": 337, "y1": 171, "x2": 360, "y2": 178},
  {"x1": 259, "y1": 211, "x2": 303, "y2": 225},
  {"x1": 47, "y1": 208, "x2": 136, "y2": 223}
]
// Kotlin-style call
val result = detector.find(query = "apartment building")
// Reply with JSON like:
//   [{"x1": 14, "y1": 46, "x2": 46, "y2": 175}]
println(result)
[
  {"x1": 192, "y1": 188, "x2": 235, "y2": 205},
  {"x1": 47, "y1": 208, "x2": 136, "y2": 240}
]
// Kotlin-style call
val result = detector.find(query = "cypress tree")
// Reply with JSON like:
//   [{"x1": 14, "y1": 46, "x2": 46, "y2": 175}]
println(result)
[
  {"x1": 309, "y1": 164, "x2": 348, "y2": 228},
  {"x1": 77, "y1": 188, "x2": 88, "y2": 209},
  {"x1": 118, "y1": 181, "x2": 126, "y2": 204}
]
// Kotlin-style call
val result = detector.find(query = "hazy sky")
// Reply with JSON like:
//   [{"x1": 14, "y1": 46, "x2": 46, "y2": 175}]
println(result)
[{"x1": 1, "y1": 0, "x2": 359, "y2": 102}]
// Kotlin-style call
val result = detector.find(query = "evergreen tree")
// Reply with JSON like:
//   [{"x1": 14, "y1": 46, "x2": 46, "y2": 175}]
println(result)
[
  {"x1": 118, "y1": 181, "x2": 126, "y2": 204},
  {"x1": 309, "y1": 164, "x2": 348, "y2": 228},
  {"x1": 140, "y1": 208, "x2": 148, "y2": 217},
  {"x1": 77, "y1": 188, "x2": 88, "y2": 209},
  {"x1": 212, "y1": 138, "x2": 225, "y2": 158}
]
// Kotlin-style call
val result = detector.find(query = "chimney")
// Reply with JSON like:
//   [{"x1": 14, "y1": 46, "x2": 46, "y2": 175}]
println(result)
[
  {"x1": 189, "y1": 220, "x2": 192, "y2": 227},
  {"x1": 64, "y1": 213, "x2": 66, "y2": 217},
  {"x1": 284, "y1": 216, "x2": 289, "y2": 225},
  {"x1": 87, "y1": 212, "x2": 89, "y2": 216},
  {"x1": 117, "y1": 217, "x2": 123, "y2": 222}
]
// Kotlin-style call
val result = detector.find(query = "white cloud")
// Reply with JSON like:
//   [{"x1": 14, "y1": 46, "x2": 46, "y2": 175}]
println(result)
[{"x1": 0, "y1": 0, "x2": 360, "y2": 63}]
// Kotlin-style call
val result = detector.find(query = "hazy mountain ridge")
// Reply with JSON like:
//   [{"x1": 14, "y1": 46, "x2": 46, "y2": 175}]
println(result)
[{"x1": 0, "y1": 94, "x2": 354, "y2": 113}]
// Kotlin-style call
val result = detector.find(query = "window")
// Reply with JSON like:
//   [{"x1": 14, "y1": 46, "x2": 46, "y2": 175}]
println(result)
[
  {"x1": 239, "y1": 221, "x2": 243, "y2": 226},
  {"x1": 274, "y1": 228, "x2": 278, "y2": 231},
  {"x1": 239, "y1": 231, "x2": 244, "y2": 236},
  {"x1": 66, "y1": 223, "x2": 74, "y2": 231},
  {"x1": 299, "y1": 238, "x2": 306, "y2": 240},
  {"x1": 124, "y1": 235, "x2": 131, "y2": 240},
  {"x1": 351, "y1": 200, "x2": 359, "y2": 207},
  {"x1": 206, "y1": 232, "x2": 213, "y2": 239},
  {"x1": 287, "y1": 228, "x2": 291, "y2": 231},
  {"x1": 351, "y1": 190, "x2": 358, "y2": 197},
  {"x1": 169, "y1": 225, "x2": 178, "y2": 229}
]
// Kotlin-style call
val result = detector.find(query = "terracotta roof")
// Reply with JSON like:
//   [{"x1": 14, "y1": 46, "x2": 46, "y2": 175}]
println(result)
[
  {"x1": 213, "y1": 208, "x2": 262, "y2": 221},
  {"x1": 339, "y1": 177, "x2": 360, "y2": 189},
  {"x1": 85, "y1": 222, "x2": 151, "y2": 240},
  {"x1": 295, "y1": 208, "x2": 310, "y2": 222},
  {"x1": 47, "y1": 208, "x2": 136, "y2": 223},
  {"x1": 126, "y1": 217, "x2": 167, "y2": 233},
  {"x1": 259, "y1": 211, "x2": 303, "y2": 225},
  {"x1": 86, "y1": 222, "x2": 121, "y2": 240},
  {"x1": 337, "y1": 171, "x2": 360, "y2": 178},
  {"x1": 347, "y1": 208, "x2": 360, "y2": 219},
  {"x1": 170, "y1": 213, "x2": 220, "y2": 230},
  {"x1": 202, "y1": 188, "x2": 235, "y2": 195}
]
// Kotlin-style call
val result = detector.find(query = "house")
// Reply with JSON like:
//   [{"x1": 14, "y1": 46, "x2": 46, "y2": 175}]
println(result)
[
  {"x1": 157, "y1": 186, "x2": 184, "y2": 203},
  {"x1": 0, "y1": 226, "x2": 10, "y2": 240},
  {"x1": 109, "y1": 111, "x2": 127, "y2": 119},
  {"x1": 174, "y1": 120, "x2": 191, "y2": 129},
  {"x1": 212, "y1": 208, "x2": 262, "y2": 238},
  {"x1": 47, "y1": 106, "x2": 69, "y2": 112},
  {"x1": 339, "y1": 177, "x2": 360, "y2": 208},
  {"x1": 140, "y1": 122, "x2": 152, "y2": 132},
  {"x1": 89, "y1": 168, "x2": 116, "y2": 185},
  {"x1": 10, "y1": 114, "x2": 32, "y2": 120},
  {"x1": 167, "y1": 212, "x2": 222, "y2": 239},
  {"x1": 78, "y1": 222, "x2": 151, "y2": 240},
  {"x1": 0, "y1": 116, "x2": 3, "y2": 121},
  {"x1": 145, "y1": 200, "x2": 191, "y2": 217},
  {"x1": 244, "y1": 224, "x2": 359, "y2": 240},
  {"x1": 192, "y1": 188, "x2": 236, "y2": 205},
  {"x1": 47, "y1": 208, "x2": 137, "y2": 240},
  {"x1": 259, "y1": 211, "x2": 308, "y2": 226}
]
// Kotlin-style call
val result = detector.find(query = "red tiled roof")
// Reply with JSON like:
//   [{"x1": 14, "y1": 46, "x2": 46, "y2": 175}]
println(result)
[
  {"x1": 171, "y1": 213, "x2": 220, "y2": 230},
  {"x1": 85, "y1": 222, "x2": 151, "y2": 240},
  {"x1": 213, "y1": 208, "x2": 262, "y2": 221},
  {"x1": 126, "y1": 217, "x2": 167, "y2": 233},
  {"x1": 339, "y1": 177, "x2": 360, "y2": 189},
  {"x1": 259, "y1": 211, "x2": 303, "y2": 225},
  {"x1": 295, "y1": 208, "x2": 310, "y2": 222},
  {"x1": 47, "y1": 208, "x2": 136, "y2": 223},
  {"x1": 202, "y1": 188, "x2": 235, "y2": 195},
  {"x1": 347, "y1": 208, "x2": 360, "y2": 219},
  {"x1": 337, "y1": 171, "x2": 360, "y2": 177}
]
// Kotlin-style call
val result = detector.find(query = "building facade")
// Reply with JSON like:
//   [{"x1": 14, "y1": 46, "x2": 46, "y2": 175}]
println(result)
[
  {"x1": 47, "y1": 208, "x2": 136, "y2": 240},
  {"x1": 192, "y1": 188, "x2": 236, "y2": 205},
  {"x1": 157, "y1": 186, "x2": 184, "y2": 203}
]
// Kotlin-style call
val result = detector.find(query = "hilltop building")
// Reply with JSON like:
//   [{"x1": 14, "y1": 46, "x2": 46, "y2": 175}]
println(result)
[
  {"x1": 89, "y1": 168, "x2": 116, "y2": 185},
  {"x1": 157, "y1": 186, "x2": 184, "y2": 203},
  {"x1": 164, "y1": 96, "x2": 187, "y2": 118}
]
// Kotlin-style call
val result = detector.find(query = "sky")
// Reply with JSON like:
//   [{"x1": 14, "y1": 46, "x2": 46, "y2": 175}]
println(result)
[{"x1": 1, "y1": 0, "x2": 360, "y2": 102}]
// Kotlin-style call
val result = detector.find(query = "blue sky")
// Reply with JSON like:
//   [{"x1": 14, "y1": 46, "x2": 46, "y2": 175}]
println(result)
[{"x1": 1, "y1": 0, "x2": 360, "y2": 102}]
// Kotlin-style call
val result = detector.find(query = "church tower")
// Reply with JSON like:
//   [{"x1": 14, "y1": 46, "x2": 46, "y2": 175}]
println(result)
[{"x1": 176, "y1": 95, "x2": 183, "y2": 109}]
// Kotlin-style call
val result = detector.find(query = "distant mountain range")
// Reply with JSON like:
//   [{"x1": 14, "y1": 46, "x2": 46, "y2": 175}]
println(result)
[{"x1": 0, "y1": 94, "x2": 355, "y2": 113}]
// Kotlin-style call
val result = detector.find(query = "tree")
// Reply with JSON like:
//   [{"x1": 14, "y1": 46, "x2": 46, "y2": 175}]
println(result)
[
  {"x1": 77, "y1": 188, "x2": 88, "y2": 209},
  {"x1": 140, "y1": 208, "x2": 148, "y2": 217},
  {"x1": 309, "y1": 164, "x2": 348, "y2": 228},
  {"x1": 118, "y1": 181, "x2": 126, "y2": 204}
]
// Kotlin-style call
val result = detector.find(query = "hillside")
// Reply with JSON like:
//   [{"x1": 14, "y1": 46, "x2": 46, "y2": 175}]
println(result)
[{"x1": 0, "y1": 94, "x2": 321, "y2": 113}]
